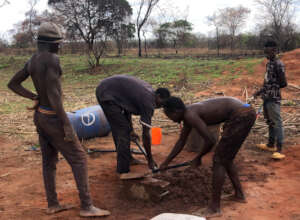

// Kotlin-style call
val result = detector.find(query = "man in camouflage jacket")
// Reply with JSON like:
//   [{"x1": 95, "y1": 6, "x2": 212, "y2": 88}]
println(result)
[{"x1": 254, "y1": 40, "x2": 287, "y2": 160}]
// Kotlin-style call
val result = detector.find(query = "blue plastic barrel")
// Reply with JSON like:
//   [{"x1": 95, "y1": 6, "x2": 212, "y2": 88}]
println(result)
[{"x1": 67, "y1": 105, "x2": 110, "y2": 140}]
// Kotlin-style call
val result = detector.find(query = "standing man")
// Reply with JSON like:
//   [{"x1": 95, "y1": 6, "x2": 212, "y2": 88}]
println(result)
[
  {"x1": 254, "y1": 40, "x2": 287, "y2": 160},
  {"x1": 96, "y1": 75, "x2": 170, "y2": 178},
  {"x1": 160, "y1": 97, "x2": 256, "y2": 218},
  {"x1": 7, "y1": 22, "x2": 110, "y2": 217}
]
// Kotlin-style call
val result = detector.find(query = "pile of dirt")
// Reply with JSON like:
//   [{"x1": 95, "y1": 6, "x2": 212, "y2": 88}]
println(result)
[{"x1": 156, "y1": 166, "x2": 232, "y2": 206}]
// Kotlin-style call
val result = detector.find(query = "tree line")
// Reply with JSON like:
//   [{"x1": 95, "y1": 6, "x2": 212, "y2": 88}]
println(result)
[{"x1": 0, "y1": 0, "x2": 299, "y2": 67}]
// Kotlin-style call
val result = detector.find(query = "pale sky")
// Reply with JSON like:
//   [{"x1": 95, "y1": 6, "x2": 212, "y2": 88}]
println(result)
[{"x1": 0, "y1": 0, "x2": 299, "y2": 39}]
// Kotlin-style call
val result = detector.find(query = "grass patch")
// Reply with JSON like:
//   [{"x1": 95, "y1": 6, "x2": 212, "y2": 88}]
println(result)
[{"x1": 0, "y1": 54, "x2": 263, "y2": 113}]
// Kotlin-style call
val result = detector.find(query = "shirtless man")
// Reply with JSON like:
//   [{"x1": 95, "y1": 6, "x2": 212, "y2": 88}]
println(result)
[
  {"x1": 7, "y1": 22, "x2": 110, "y2": 217},
  {"x1": 160, "y1": 96, "x2": 256, "y2": 217}
]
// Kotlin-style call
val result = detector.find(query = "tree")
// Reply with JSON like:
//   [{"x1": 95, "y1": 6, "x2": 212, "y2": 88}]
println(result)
[
  {"x1": 135, "y1": 0, "x2": 160, "y2": 57},
  {"x1": 155, "y1": 19, "x2": 193, "y2": 53},
  {"x1": 207, "y1": 12, "x2": 223, "y2": 56},
  {"x1": 111, "y1": 22, "x2": 135, "y2": 56},
  {"x1": 26, "y1": 0, "x2": 39, "y2": 43},
  {"x1": 48, "y1": 0, "x2": 133, "y2": 67},
  {"x1": 255, "y1": 0, "x2": 300, "y2": 51},
  {"x1": 11, "y1": 9, "x2": 63, "y2": 48},
  {"x1": 220, "y1": 6, "x2": 250, "y2": 52}
]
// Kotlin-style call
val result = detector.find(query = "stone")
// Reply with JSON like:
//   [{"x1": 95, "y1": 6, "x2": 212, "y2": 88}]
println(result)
[{"x1": 122, "y1": 177, "x2": 170, "y2": 202}]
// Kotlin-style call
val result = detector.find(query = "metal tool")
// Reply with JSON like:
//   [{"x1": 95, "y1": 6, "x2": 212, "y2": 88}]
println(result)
[
  {"x1": 152, "y1": 161, "x2": 191, "y2": 173},
  {"x1": 87, "y1": 148, "x2": 143, "y2": 155},
  {"x1": 132, "y1": 139, "x2": 158, "y2": 169}
]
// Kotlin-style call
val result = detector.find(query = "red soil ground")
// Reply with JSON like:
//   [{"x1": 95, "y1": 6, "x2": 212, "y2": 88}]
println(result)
[{"x1": 1, "y1": 49, "x2": 300, "y2": 220}]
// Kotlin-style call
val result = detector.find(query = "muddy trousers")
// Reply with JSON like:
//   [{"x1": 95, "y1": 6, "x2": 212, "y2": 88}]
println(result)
[
  {"x1": 263, "y1": 100, "x2": 284, "y2": 151},
  {"x1": 34, "y1": 111, "x2": 92, "y2": 209},
  {"x1": 100, "y1": 101, "x2": 132, "y2": 174},
  {"x1": 211, "y1": 107, "x2": 256, "y2": 208}
]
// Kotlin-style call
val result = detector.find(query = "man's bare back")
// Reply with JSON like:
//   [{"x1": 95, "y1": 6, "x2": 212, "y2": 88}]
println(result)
[
  {"x1": 28, "y1": 52, "x2": 62, "y2": 108},
  {"x1": 184, "y1": 97, "x2": 245, "y2": 125}
]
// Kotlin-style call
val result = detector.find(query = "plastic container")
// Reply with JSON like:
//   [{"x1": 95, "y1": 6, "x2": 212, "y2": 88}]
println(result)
[
  {"x1": 67, "y1": 105, "x2": 110, "y2": 140},
  {"x1": 151, "y1": 127, "x2": 162, "y2": 145}
]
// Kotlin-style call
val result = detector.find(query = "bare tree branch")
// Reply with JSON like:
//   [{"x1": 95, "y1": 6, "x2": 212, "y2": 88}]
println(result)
[{"x1": 135, "y1": 0, "x2": 160, "y2": 57}]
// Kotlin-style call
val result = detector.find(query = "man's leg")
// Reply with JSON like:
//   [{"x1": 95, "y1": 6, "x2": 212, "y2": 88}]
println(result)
[
  {"x1": 266, "y1": 102, "x2": 285, "y2": 159},
  {"x1": 35, "y1": 113, "x2": 110, "y2": 217},
  {"x1": 224, "y1": 161, "x2": 246, "y2": 202},
  {"x1": 52, "y1": 131, "x2": 110, "y2": 216},
  {"x1": 54, "y1": 139, "x2": 92, "y2": 209},
  {"x1": 39, "y1": 133, "x2": 60, "y2": 208},
  {"x1": 264, "y1": 101, "x2": 275, "y2": 147},
  {"x1": 210, "y1": 108, "x2": 255, "y2": 211},
  {"x1": 267, "y1": 102, "x2": 284, "y2": 152},
  {"x1": 101, "y1": 102, "x2": 132, "y2": 174},
  {"x1": 224, "y1": 109, "x2": 255, "y2": 202},
  {"x1": 210, "y1": 160, "x2": 226, "y2": 213}
]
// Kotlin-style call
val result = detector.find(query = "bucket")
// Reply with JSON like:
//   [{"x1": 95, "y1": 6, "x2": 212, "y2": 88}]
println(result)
[
  {"x1": 151, "y1": 127, "x2": 162, "y2": 145},
  {"x1": 67, "y1": 105, "x2": 110, "y2": 140}
]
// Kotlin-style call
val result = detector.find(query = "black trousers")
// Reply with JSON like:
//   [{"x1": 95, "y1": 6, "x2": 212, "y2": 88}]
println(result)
[
  {"x1": 34, "y1": 111, "x2": 92, "y2": 209},
  {"x1": 100, "y1": 101, "x2": 133, "y2": 174}
]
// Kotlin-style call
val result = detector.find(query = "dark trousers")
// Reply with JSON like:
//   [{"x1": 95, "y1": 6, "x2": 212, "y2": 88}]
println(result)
[
  {"x1": 34, "y1": 111, "x2": 92, "y2": 209},
  {"x1": 211, "y1": 107, "x2": 256, "y2": 206},
  {"x1": 100, "y1": 101, "x2": 132, "y2": 174},
  {"x1": 263, "y1": 100, "x2": 284, "y2": 151},
  {"x1": 213, "y1": 107, "x2": 256, "y2": 164}
]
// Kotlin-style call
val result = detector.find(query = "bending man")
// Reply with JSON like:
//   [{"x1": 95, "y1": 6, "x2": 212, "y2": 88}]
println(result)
[
  {"x1": 160, "y1": 96, "x2": 256, "y2": 218},
  {"x1": 96, "y1": 75, "x2": 170, "y2": 177}
]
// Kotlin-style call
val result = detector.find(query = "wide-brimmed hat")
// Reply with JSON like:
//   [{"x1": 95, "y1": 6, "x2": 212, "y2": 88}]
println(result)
[{"x1": 37, "y1": 22, "x2": 63, "y2": 43}]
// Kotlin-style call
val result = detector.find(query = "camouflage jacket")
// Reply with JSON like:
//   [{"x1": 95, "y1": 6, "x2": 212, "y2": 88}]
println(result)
[{"x1": 255, "y1": 58, "x2": 287, "y2": 102}]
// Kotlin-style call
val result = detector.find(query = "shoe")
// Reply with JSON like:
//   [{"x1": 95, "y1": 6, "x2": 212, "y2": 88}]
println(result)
[
  {"x1": 272, "y1": 152, "x2": 285, "y2": 160},
  {"x1": 256, "y1": 144, "x2": 277, "y2": 152},
  {"x1": 119, "y1": 172, "x2": 146, "y2": 180},
  {"x1": 80, "y1": 205, "x2": 110, "y2": 217}
]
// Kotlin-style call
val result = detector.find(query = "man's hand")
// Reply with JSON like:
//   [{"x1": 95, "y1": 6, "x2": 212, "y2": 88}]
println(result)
[
  {"x1": 253, "y1": 91, "x2": 259, "y2": 99},
  {"x1": 159, "y1": 161, "x2": 169, "y2": 171},
  {"x1": 63, "y1": 124, "x2": 76, "y2": 142},
  {"x1": 190, "y1": 156, "x2": 202, "y2": 168},
  {"x1": 27, "y1": 99, "x2": 39, "y2": 111},
  {"x1": 147, "y1": 158, "x2": 158, "y2": 170},
  {"x1": 130, "y1": 131, "x2": 140, "y2": 142}
]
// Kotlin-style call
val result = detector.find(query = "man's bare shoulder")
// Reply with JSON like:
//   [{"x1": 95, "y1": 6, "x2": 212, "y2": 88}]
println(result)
[
  {"x1": 30, "y1": 51, "x2": 59, "y2": 67},
  {"x1": 184, "y1": 107, "x2": 199, "y2": 124}
]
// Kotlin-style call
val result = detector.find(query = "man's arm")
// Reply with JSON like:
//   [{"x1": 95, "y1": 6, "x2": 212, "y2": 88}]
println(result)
[
  {"x1": 7, "y1": 63, "x2": 38, "y2": 100},
  {"x1": 186, "y1": 112, "x2": 217, "y2": 166},
  {"x1": 45, "y1": 58, "x2": 76, "y2": 142},
  {"x1": 160, "y1": 123, "x2": 192, "y2": 169},
  {"x1": 277, "y1": 61, "x2": 287, "y2": 88},
  {"x1": 142, "y1": 125, "x2": 154, "y2": 168},
  {"x1": 140, "y1": 108, "x2": 156, "y2": 169}
]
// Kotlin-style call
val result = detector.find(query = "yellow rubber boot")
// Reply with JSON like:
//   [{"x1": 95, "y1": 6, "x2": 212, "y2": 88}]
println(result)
[
  {"x1": 272, "y1": 152, "x2": 286, "y2": 160},
  {"x1": 256, "y1": 144, "x2": 277, "y2": 152}
]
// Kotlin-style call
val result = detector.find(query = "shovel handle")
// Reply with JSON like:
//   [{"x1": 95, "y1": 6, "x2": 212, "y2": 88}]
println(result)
[{"x1": 152, "y1": 161, "x2": 191, "y2": 173}]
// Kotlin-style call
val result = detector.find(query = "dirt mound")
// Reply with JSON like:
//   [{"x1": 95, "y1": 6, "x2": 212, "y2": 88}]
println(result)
[
  {"x1": 157, "y1": 166, "x2": 231, "y2": 206},
  {"x1": 156, "y1": 152, "x2": 269, "y2": 207},
  {"x1": 282, "y1": 48, "x2": 300, "y2": 61}
]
